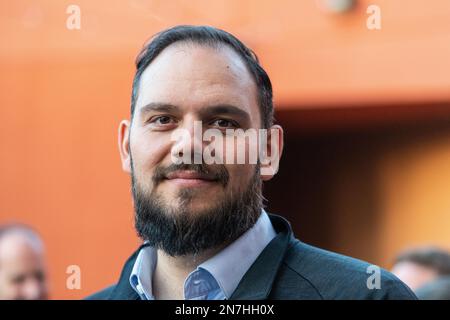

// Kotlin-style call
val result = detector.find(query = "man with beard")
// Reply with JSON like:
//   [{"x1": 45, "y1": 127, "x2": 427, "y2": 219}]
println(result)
[{"x1": 87, "y1": 25, "x2": 416, "y2": 300}]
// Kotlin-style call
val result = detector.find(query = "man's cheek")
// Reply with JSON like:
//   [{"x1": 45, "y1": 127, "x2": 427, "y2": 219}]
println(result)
[{"x1": 134, "y1": 168, "x2": 155, "y2": 192}]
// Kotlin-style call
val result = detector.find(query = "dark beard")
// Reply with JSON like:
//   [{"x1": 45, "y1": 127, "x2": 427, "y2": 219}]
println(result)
[{"x1": 131, "y1": 162, "x2": 263, "y2": 256}]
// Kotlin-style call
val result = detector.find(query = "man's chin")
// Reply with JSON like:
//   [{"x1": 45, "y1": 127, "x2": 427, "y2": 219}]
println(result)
[
  {"x1": 157, "y1": 187, "x2": 225, "y2": 209},
  {"x1": 165, "y1": 201, "x2": 222, "y2": 217}
]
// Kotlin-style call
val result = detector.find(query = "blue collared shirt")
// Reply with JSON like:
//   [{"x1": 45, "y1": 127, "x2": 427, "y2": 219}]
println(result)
[{"x1": 129, "y1": 210, "x2": 277, "y2": 300}]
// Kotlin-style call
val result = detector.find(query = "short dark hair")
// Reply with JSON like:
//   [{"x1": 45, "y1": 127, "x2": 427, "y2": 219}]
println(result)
[
  {"x1": 394, "y1": 246, "x2": 450, "y2": 276},
  {"x1": 131, "y1": 25, "x2": 274, "y2": 128}
]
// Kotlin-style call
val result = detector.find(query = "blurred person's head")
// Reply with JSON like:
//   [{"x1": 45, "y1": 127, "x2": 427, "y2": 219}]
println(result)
[
  {"x1": 0, "y1": 224, "x2": 48, "y2": 300},
  {"x1": 391, "y1": 246, "x2": 450, "y2": 291},
  {"x1": 118, "y1": 25, "x2": 283, "y2": 256},
  {"x1": 415, "y1": 276, "x2": 450, "y2": 300}
]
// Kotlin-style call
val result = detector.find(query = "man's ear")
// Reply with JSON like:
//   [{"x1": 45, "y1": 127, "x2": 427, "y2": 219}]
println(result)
[
  {"x1": 118, "y1": 120, "x2": 131, "y2": 173},
  {"x1": 260, "y1": 124, "x2": 284, "y2": 181}
]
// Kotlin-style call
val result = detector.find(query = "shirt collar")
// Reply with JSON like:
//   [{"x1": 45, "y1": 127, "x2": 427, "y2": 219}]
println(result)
[
  {"x1": 198, "y1": 209, "x2": 276, "y2": 298},
  {"x1": 129, "y1": 243, "x2": 156, "y2": 300},
  {"x1": 129, "y1": 209, "x2": 276, "y2": 299}
]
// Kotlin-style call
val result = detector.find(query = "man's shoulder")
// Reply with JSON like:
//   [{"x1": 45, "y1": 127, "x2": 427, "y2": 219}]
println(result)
[
  {"x1": 271, "y1": 239, "x2": 417, "y2": 300},
  {"x1": 85, "y1": 285, "x2": 116, "y2": 300}
]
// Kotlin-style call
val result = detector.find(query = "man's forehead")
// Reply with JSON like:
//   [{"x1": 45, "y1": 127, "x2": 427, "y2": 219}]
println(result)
[
  {"x1": 0, "y1": 232, "x2": 43, "y2": 259},
  {"x1": 140, "y1": 41, "x2": 251, "y2": 81},
  {"x1": 135, "y1": 42, "x2": 259, "y2": 120}
]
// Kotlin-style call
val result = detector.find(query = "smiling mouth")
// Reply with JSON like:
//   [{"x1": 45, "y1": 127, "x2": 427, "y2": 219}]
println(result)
[{"x1": 164, "y1": 170, "x2": 219, "y2": 187}]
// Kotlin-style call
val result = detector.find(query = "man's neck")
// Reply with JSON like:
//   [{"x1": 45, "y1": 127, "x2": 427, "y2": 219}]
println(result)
[{"x1": 152, "y1": 245, "x2": 227, "y2": 300}]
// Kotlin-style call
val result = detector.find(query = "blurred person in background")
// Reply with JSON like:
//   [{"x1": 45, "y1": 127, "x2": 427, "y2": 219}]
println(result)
[
  {"x1": 391, "y1": 246, "x2": 450, "y2": 292},
  {"x1": 415, "y1": 276, "x2": 450, "y2": 300},
  {"x1": 0, "y1": 224, "x2": 48, "y2": 300}
]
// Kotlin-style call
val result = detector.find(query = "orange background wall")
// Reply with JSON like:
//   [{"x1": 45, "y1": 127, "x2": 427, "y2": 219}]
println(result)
[{"x1": 1, "y1": 0, "x2": 450, "y2": 299}]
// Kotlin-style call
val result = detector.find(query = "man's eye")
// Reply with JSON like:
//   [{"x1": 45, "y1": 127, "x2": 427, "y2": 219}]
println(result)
[
  {"x1": 151, "y1": 116, "x2": 174, "y2": 125},
  {"x1": 211, "y1": 119, "x2": 238, "y2": 128},
  {"x1": 12, "y1": 275, "x2": 25, "y2": 285}
]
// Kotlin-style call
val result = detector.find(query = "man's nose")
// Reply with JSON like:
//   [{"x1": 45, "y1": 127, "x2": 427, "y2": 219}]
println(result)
[
  {"x1": 171, "y1": 119, "x2": 205, "y2": 164},
  {"x1": 22, "y1": 277, "x2": 45, "y2": 300}
]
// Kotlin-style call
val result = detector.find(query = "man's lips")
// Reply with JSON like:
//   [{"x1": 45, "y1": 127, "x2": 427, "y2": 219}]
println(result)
[
  {"x1": 164, "y1": 170, "x2": 218, "y2": 186},
  {"x1": 165, "y1": 170, "x2": 217, "y2": 181}
]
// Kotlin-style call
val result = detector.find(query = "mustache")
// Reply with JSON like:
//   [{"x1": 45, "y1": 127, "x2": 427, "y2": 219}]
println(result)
[{"x1": 152, "y1": 163, "x2": 230, "y2": 187}]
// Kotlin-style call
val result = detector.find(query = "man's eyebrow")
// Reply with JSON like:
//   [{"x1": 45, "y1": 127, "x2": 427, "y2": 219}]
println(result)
[
  {"x1": 198, "y1": 104, "x2": 251, "y2": 122},
  {"x1": 139, "y1": 102, "x2": 180, "y2": 116},
  {"x1": 139, "y1": 102, "x2": 251, "y2": 122}
]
